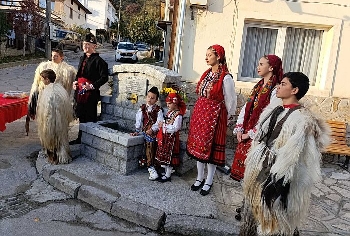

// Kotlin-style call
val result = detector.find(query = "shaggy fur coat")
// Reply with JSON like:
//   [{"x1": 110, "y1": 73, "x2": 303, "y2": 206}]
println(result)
[
  {"x1": 37, "y1": 83, "x2": 74, "y2": 164},
  {"x1": 28, "y1": 61, "x2": 76, "y2": 117},
  {"x1": 240, "y1": 100, "x2": 330, "y2": 236}
]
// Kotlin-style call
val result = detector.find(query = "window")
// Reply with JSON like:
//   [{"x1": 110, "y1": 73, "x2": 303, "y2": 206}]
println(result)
[
  {"x1": 69, "y1": 8, "x2": 73, "y2": 19},
  {"x1": 78, "y1": 13, "x2": 80, "y2": 19},
  {"x1": 239, "y1": 23, "x2": 324, "y2": 86}
]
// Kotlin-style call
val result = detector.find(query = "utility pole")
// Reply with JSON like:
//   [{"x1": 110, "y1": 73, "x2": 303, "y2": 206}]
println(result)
[
  {"x1": 117, "y1": 0, "x2": 121, "y2": 42},
  {"x1": 45, "y1": 0, "x2": 51, "y2": 59}
]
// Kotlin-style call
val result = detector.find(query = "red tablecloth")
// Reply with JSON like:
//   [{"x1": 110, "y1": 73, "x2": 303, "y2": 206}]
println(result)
[{"x1": 0, "y1": 94, "x2": 29, "y2": 132}]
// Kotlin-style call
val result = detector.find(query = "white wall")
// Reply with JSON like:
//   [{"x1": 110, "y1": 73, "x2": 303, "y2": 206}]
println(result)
[{"x1": 178, "y1": 0, "x2": 350, "y2": 98}]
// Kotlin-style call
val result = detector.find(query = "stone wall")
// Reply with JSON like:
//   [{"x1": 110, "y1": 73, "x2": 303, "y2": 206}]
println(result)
[
  {"x1": 100, "y1": 64, "x2": 195, "y2": 174},
  {"x1": 100, "y1": 64, "x2": 350, "y2": 174}
]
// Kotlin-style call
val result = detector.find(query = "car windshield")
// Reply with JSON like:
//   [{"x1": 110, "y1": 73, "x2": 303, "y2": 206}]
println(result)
[{"x1": 118, "y1": 44, "x2": 134, "y2": 50}]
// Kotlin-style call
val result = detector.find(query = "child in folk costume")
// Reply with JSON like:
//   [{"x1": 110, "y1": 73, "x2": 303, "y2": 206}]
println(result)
[
  {"x1": 240, "y1": 72, "x2": 330, "y2": 236},
  {"x1": 155, "y1": 93, "x2": 186, "y2": 182},
  {"x1": 36, "y1": 69, "x2": 74, "y2": 164},
  {"x1": 130, "y1": 86, "x2": 163, "y2": 180}
]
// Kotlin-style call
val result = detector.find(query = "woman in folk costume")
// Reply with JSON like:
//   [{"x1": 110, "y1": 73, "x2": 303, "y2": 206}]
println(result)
[
  {"x1": 36, "y1": 69, "x2": 74, "y2": 164},
  {"x1": 155, "y1": 92, "x2": 186, "y2": 182},
  {"x1": 230, "y1": 55, "x2": 283, "y2": 182},
  {"x1": 28, "y1": 48, "x2": 76, "y2": 119},
  {"x1": 240, "y1": 72, "x2": 330, "y2": 236},
  {"x1": 187, "y1": 44, "x2": 237, "y2": 196}
]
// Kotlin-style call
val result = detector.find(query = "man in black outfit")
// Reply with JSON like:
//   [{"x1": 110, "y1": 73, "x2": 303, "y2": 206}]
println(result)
[{"x1": 70, "y1": 33, "x2": 108, "y2": 144}]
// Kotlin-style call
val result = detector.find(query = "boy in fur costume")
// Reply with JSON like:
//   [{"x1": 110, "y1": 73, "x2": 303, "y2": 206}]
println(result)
[
  {"x1": 240, "y1": 72, "x2": 330, "y2": 236},
  {"x1": 36, "y1": 69, "x2": 74, "y2": 164},
  {"x1": 28, "y1": 49, "x2": 76, "y2": 119}
]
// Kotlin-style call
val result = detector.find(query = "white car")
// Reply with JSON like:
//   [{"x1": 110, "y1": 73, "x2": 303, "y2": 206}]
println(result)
[{"x1": 115, "y1": 42, "x2": 138, "y2": 63}]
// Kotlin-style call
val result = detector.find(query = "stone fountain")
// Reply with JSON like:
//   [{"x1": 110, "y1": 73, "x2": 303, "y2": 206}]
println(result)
[{"x1": 78, "y1": 64, "x2": 195, "y2": 175}]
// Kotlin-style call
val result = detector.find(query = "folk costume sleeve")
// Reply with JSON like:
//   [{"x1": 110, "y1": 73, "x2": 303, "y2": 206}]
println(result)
[
  {"x1": 234, "y1": 87, "x2": 280, "y2": 138},
  {"x1": 223, "y1": 74, "x2": 237, "y2": 119},
  {"x1": 151, "y1": 106, "x2": 163, "y2": 132},
  {"x1": 134, "y1": 108, "x2": 143, "y2": 132},
  {"x1": 164, "y1": 115, "x2": 182, "y2": 134}
]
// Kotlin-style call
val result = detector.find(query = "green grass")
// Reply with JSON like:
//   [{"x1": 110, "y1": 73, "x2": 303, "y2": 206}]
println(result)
[{"x1": 0, "y1": 52, "x2": 45, "y2": 64}]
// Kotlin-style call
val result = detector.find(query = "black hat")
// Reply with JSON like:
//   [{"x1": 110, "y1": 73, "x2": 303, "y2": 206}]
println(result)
[
  {"x1": 84, "y1": 33, "x2": 97, "y2": 44},
  {"x1": 148, "y1": 86, "x2": 159, "y2": 98}
]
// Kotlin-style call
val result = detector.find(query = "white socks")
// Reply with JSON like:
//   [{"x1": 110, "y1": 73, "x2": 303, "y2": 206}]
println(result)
[
  {"x1": 203, "y1": 163, "x2": 216, "y2": 191},
  {"x1": 165, "y1": 165, "x2": 173, "y2": 178},
  {"x1": 193, "y1": 162, "x2": 217, "y2": 190},
  {"x1": 193, "y1": 161, "x2": 205, "y2": 187}
]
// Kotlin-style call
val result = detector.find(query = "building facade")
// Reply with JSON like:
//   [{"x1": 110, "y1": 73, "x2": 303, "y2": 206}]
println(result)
[
  {"x1": 79, "y1": 0, "x2": 116, "y2": 35},
  {"x1": 52, "y1": 0, "x2": 91, "y2": 28},
  {"x1": 163, "y1": 0, "x2": 350, "y2": 122}
]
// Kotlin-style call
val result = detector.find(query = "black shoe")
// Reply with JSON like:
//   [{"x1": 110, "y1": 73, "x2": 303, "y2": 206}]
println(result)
[
  {"x1": 158, "y1": 176, "x2": 171, "y2": 183},
  {"x1": 235, "y1": 206, "x2": 242, "y2": 213},
  {"x1": 235, "y1": 213, "x2": 241, "y2": 221},
  {"x1": 191, "y1": 179, "x2": 205, "y2": 191},
  {"x1": 200, "y1": 184, "x2": 212, "y2": 196}
]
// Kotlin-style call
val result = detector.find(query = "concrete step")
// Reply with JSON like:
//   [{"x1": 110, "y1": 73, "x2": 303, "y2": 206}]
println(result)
[{"x1": 36, "y1": 151, "x2": 240, "y2": 235}]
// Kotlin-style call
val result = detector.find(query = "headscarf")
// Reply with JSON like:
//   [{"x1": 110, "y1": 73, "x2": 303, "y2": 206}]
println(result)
[
  {"x1": 166, "y1": 93, "x2": 187, "y2": 115},
  {"x1": 242, "y1": 55, "x2": 283, "y2": 132},
  {"x1": 265, "y1": 54, "x2": 283, "y2": 83},
  {"x1": 195, "y1": 44, "x2": 229, "y2": 100}
]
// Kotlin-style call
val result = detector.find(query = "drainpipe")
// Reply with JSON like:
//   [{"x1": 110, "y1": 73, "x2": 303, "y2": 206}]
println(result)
[
  {"x1": 168, "y1": 0, "x2": 179, "y2": 70},
  {"x1": 173, "y1": 0, "x2": 186, "y2": 73}
]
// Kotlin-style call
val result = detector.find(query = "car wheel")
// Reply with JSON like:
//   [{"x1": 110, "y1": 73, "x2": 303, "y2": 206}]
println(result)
[{"x1": 74, "y1": 47, "x2": 80, "y2": 53}]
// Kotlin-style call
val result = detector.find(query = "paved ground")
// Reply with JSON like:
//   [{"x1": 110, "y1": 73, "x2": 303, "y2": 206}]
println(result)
[{"x1": 0, "y1": 51, "x2": 350, "y2": 235}]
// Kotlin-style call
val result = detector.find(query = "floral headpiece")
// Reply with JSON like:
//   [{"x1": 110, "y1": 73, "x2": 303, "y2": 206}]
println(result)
[{"x1": 165, "y1": 93, "x2": 187, "y2": 115}]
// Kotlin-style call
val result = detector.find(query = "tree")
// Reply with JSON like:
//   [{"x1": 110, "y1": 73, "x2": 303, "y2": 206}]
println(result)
[
  {"x1": 0, "y1": 10, "x2": 11, "y2": 57},
  {"x1": 128, "y1": 14, "x2": 162, "y2": 45},
  {"x1": 110, "y1": 0, "x2": 162, "y2": 45},
  {"x1": 68, "y1": 24, "x2": 87, "y2": 36},
  {"x1": 10, "y1": 0, "x2": 44, "y2": 56}
]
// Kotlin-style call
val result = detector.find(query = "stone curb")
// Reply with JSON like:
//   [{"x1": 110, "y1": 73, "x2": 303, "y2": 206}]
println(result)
[
  {"x1": 37, "y1": 156, "x2": 238, "y2": 235},
  {"x1": 0, "y1": 58, "x2": 46, "y2": 69},
  {"x1": 40, "y1": 160, "x2": 165, "y2": 231}
]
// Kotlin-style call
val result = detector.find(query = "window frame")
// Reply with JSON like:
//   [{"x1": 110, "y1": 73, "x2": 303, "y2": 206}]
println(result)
[{"x1": 238, "y1": 22, "x2": 326, "y2": 87}]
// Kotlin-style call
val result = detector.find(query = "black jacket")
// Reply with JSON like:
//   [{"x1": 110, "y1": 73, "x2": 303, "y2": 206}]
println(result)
[{"x1": 76, "y1": 53, "x2": 108, "y2": 90}]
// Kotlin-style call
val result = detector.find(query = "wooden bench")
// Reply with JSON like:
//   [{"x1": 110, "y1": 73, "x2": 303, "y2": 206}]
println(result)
[{"x1": 324, "y1": 120, "x2": 350, "y2": 169}]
